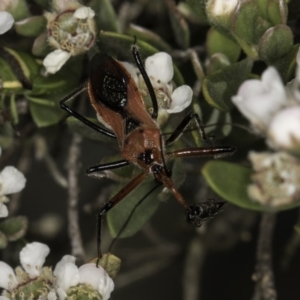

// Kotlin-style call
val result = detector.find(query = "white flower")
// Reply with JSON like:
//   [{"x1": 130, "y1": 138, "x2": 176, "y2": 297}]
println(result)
[
  {"x1": 0, "y1": 261, "x2": 18, "y2": 291},
  {"x1": 0, "y1": 11, "x2": 14, "y2": 34},
  {"x1": 44, "y1": 5, "x2": 96, "y2": 74},
  {"x1": 0, "y1": 147, "x2": 26, "y2": 218},
  {"x1": 145, "y1": 52, "x2": 193, "y2": 114},
  {"x1": 267, "y1": 106, "x2": 300, "y2": 151},
  {"x1": 43, "y1": 49, "x2": 72, "y2": 74},
  {"x1": 232, "y1": 66, "x2": 286, "y2": 131},
  {"x1": 54, "y1": 258, "x2": 114, "y2": 300}
]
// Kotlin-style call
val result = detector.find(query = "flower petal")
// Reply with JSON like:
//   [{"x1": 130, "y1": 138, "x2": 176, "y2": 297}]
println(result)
[
  {"x1": 0, "y1": 296, "x2": 11, "y2": 300},
  {"x1": 232, "y1": 67, "x2": 286, "y2": 131},
  {"x1": 268, "y1": 106, "x2": 300, "y2": 150},
  {"x1": 47, "y1": 290, "x2": 58, "y2": 300},
  {"x1": 0, "y1": 12, "x2": 14, "y2": 35},
  {"x1": 43, "y1": 50, "x2": 71, "y2": 74},
  {"x1": 55, "y1": 262, "x2": 79, "y2": 292},
  {"x1": 0, "y1": 203, "x2": 8, "y2": 218},
  {"x1": 0, "y1": 261, "x2": 18, "y2": 291},
  {"x1": 98, "y1": 274, "x2": 114, "y2": 300},
  {"x1": 145, "y1": 52, "x2": 173, "y2": 85},
  {"x1": 167, "y1": 85, "x2": 193, "y2": 113},
  {"x1": 20, "y1": 242, "x2": 50, "y2": 279},
  {"x1": 79, "y1": 263, "x2": 114, "y2": 299},
  {"x1": 74, "y1": 6, "x2": 95, "y2": 19},
  {"x1": 0, "y1": 166, "x2": 26, "y2": 196},
  {"x1": 54, "y1": 255, "x2": 76, "y2": 276},
  {"x1": 120, "y1": 61, "x2": 139, "y2": 85}
]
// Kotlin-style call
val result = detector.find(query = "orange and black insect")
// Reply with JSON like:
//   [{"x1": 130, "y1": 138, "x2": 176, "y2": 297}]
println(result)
[{"x1": 60, "y1": 44, "x2": 236, "y2": 260}]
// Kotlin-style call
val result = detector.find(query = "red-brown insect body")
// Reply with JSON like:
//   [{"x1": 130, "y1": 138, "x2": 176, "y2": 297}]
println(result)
[
  {"x1": 60, "y1": 49, "x2": 236, "y2": 259},
  {"x1": 88, "y1": 54, "x2": 168, "y2": 181}
]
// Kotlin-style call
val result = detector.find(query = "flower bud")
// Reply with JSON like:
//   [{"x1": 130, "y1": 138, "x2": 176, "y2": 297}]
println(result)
[{"x1": 206, "y1": 0, "x2": 238, "y2": 30}]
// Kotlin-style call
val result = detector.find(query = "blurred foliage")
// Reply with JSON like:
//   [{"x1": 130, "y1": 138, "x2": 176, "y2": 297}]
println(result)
[{"x1": 0, "y1": 0, "x2": 299, "y2": 272}]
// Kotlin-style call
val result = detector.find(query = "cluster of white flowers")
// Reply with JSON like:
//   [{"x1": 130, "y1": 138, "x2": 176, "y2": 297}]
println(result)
[
  {"x1": 232, "y1": 48, "x2": 300, "y2": 206},
  {"x1": 232, "y1": 48, "x2": 300, "y2": 153},
  {"x1": 122, "y1": 52, "x2": 193, "y2": 123},
  {"x1": 0, "y1": 242, "x2": 114, "y2": 300},
  {"x1": 0, "y1": 147, "x2": 26, "y2": 218}
]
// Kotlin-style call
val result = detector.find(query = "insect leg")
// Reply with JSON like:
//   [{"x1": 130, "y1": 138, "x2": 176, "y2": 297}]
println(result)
[
  {"x1": 96, "y1": 171, "x2": 149, "y2": 262},
  {"x1": 165, "y1": 112, "x2": 207, "y2": 146},
  {"x1": 131, "y1": 44, "x2": 158, "y2": 120},
  {"x1": 167, "y1": 145, "x2": 236, "y2": 159},
  {"x1": 60, "y1": 85, "x2": 116, "y2": 138},
  {"x1": 86, "y1": 159, "x2": 130, "y2": 174}
]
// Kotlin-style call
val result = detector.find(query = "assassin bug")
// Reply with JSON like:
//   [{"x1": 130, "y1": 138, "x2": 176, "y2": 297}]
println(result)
[{"x1": 60, "y1": 44, "x2": 236, "y2": 260}]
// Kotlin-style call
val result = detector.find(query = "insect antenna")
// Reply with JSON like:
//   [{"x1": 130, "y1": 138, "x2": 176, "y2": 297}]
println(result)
[{"x1": 108, "y1": 183, "x2": 161, "y2": 253}]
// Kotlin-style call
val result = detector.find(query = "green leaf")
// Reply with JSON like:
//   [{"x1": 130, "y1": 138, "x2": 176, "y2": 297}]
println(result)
[
  {"x1": 206, "y1": 53, "x2": 231, "y2": 75},
  {"x1": 90, "y1": 0, "x2": 120, "y2": 32},
  {"x1": 126, "y1": 24, "x2": 172, "y2": 52},
  {"x1": 177, "y1": 2, "x2": 209, "y2": 25},
  {"x1": 206, "y1": 28, "x2": 241, "y2": 64},
  {"x1": 271, "y1": 44, "x2": 299, "y2": 83},
  {"x1": 185, "y1": 0, "x2": 207, "y2": 20},
  {"x1": 0, "y1": 231, "x2": 8, "y2": 249},
  {"x1": 0, "y1": 216, "x2": 28, "y2": 241},
  {"x1": 29, "y1": 99, "x2": 64, "y2": 127},
  {"x1": 15, "y1": 16, "x2": 47, "y2": 37},
  {"x1": 0, "y1": 48, "x2": 40, "y2": 92},
  {"x1": 258, "y1": 24, "x2": 293, "y2": 62},
  {"x1": 32, "y1": 32, "x2": 52, "y2": 57},
  {"x1": 66, "y1": 117, "x2": 116, "y2": 143},
  {"x1": 202, "y1": 161, "x2": 300, "y2": 212},
  {"x1": 231, "y1": 0, "x2": 261, "y2": 44},
  {"x1": 202, "y1": 58, "x2": 253, "y2": 111},
  {"x1": 258, "y1": 24, "x2": 294, "y2": 62},
  {"x1": 166, "y1": 0, "x2": 190, "y2": 48},
  {"x1": 8, "y1": 0, "x2": 31, "y2": 21},
  {"x1": 266, "y1": 0, "x2": 287, "y2": 25},
  {"x1": 107, "y1": 176, "x2": 163, "y2": 238}
]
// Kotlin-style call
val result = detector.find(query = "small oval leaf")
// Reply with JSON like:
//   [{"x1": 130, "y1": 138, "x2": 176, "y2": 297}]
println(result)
[
  {"x1": 0, "y1": 216, "x2": 28, "y2": 241},
  {"x1": 107, "y1": 176, "x2": 163, "y2": 238},
  {"x1": 202, "y1": 58, "x2": 253, "y2": 111},
  {"x1": 202, "y1": 161, "x2": 300, "y2": 212}
]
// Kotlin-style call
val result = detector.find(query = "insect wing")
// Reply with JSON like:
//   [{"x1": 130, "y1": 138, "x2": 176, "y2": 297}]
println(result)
[{"x1": 89, "y1": 53, "x2": 128, "y2": 113}]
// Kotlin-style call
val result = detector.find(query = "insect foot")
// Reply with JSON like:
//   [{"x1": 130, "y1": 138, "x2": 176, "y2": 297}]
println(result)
[{"x1": 185, "y1": 200, "x2": 226, "y2": 227}]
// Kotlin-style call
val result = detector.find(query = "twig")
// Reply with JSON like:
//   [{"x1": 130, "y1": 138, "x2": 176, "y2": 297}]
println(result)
[
  {"x1": 252, "y1": 213, "x2": 277, "y2": 300},
  {"x1": 183, "y1": 237, "x2": 206, "y2": 300},
  {"x1": 281, "y1": 208, "x2": 300, "y2": 269},
  {"x1": 67, "y1": 133, "x2": 85, "y2": 264}
]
